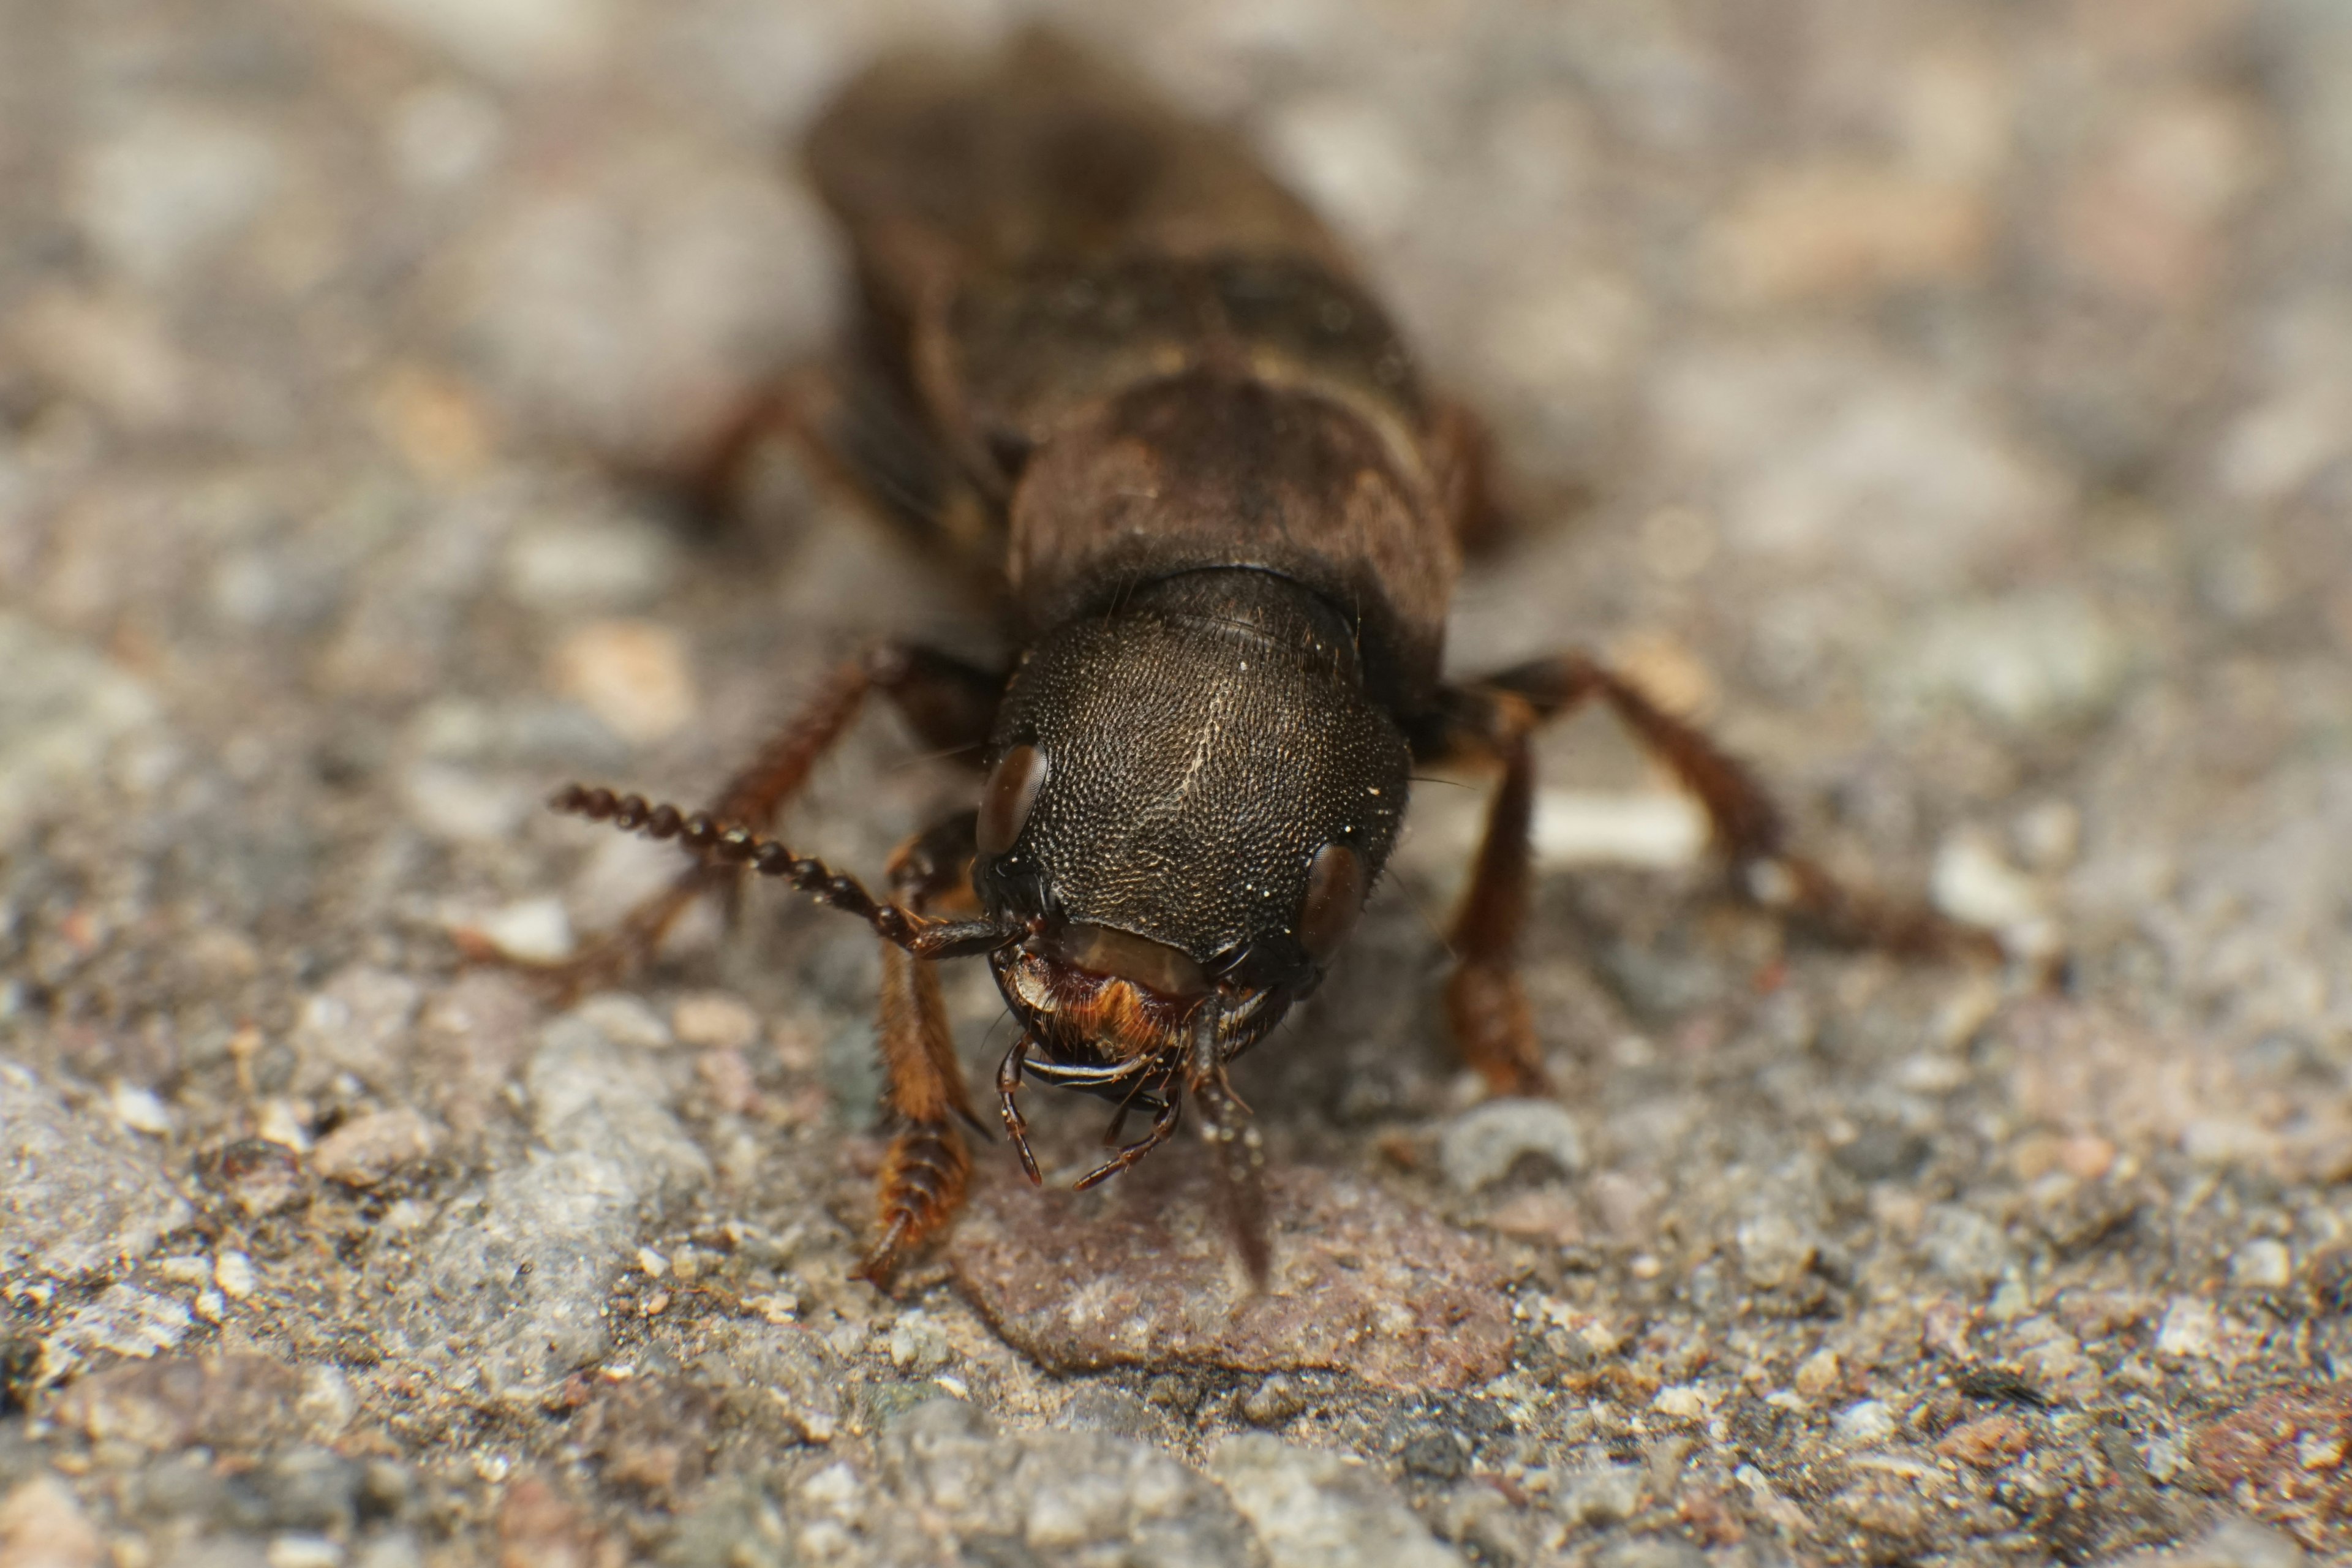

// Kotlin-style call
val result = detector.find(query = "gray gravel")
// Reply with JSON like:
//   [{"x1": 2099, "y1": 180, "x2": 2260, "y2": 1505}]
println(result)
[{"x1": 5, "y1": 0, "x2": 2352, "y2": 1563}]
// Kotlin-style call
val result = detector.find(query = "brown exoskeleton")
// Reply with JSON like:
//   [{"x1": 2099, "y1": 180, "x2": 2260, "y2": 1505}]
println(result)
[{"x1": 533, "y1": 32, "x2": 1997, "y2": 1287}]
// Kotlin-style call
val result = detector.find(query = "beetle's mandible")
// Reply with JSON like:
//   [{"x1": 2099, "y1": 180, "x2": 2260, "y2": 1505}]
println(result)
[{"x1": 525, "y1": 31, "x2": 2000, "y2": 1287}]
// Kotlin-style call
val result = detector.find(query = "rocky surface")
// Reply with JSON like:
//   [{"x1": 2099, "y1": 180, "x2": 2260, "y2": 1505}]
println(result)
[{"x1": 4, "y1": 0, "x2": 2351, "y2": 1564}]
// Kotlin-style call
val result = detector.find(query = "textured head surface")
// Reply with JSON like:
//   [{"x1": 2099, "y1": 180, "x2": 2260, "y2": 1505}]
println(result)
[{"x1": 973, "y1": 569, "x2": 1409, "y2": 992}]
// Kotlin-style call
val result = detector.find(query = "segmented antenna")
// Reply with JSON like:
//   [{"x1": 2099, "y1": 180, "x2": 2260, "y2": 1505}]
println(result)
[{"x1": 548, "y1": 784, "x2": 1005, "y2": 960}]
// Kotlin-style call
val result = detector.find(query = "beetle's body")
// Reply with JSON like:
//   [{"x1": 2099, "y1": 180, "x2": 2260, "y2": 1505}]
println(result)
[{"x1": 540, "y1": 32, "x2": 1996, "y2": 1285}]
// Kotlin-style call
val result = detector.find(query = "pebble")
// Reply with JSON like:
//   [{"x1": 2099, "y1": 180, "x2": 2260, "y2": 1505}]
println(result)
[
  {"x1": 1238, "y1": 1375, "x2": 1308, "y2": 1428},
  {"x1": 1917, "y1": 1204, "x2": 2016, "y2": 1294},
  {"x1": 1936, "y1": 1413, "x2": 2030, "y2": 1470},
  {"x1": 951, "y1": 1164, "x2": 1512, "y2": 1393},
  {"x1": 1434, "y1": 1482, "x2": 1529, "y2": 1565},
  {"x1": 1531, "y1": 790, "x2": 1704, "y2": 869},
  {"x1": 392, "y1": 1150, "x2": 639, "y2": 1397},
  {"x1": 502, "y1": 516, "x2": 677, "y2": 612},
  {"x1": 1792, "y1": 1348, "x2": 1842, "y2": 1400},
  {"x1": 1208, "y1": 1434, "x2": 1464, "y2": 1568},
  {"x1": 53, "y1": 1355, "x2": 303, "y2": 1451},
  {"x1": 72, "y1": 108, "x2": 281, "y2": 285},
  {"x1": 1734, "y1": 1208, "x2": 1819, "y2": 1291},
  {"x1": 255, "y1": 1448, "x2": 364, "y2": 1534},
  {"x1": 212, "y1": 1138, "x2": 308, "y2": 1219},
  {"x1": 467, "y1": 896, "x2": 575, "y2": 964},
  {"x1": 0, "y1": 614, "x2": 160, "y2": 840},
  {"x1": 1400, "y1": 1431, "x2": 1468, "y2": 1482},
  {"x1": 1931, "y1": 831, "x2": 2053, "y2": 954},
  {"x1": 1650, "y1": 1384, "x2": 1706, "y2": 1420},
  {"x1": 883, "y1": 1313, "x2": 952, "y2": 1375},
  {"x1": 2231, "y1": 1238, "x2": 2294, "y2": 1291},
  {"x1": 320, "y1": 0, "x2": 613, "y2": 81},
  {"x1": 548, "y1": 618, "x2": 695, "y2": 744},
  {"x1": 1438, "y1": 1099, "x2": 1587, "y2": 1191},
  {"x1": 0, "y1": 1065, "x2": 190, "y2": 1281},
  {"x1": 670, "y1": 993, "x2": 761, "y2": 1052},
  {"x1": 2157, "y1": 1297, "x2": 2220, "y2": 1359},
  {"x1": 266, "y1": 1534, "x2": 346, "y2": 1568},
  {"x1": 1553, "y1": 1465, "x2": 1643, "y2": 1528},
  {"x1": 108, "y1": 1083, "x2": 173, "y2": 1137},
  {"x1": 1831, "y1": 1399, "x2": 1899, "y2": 1447},
  {"x1": 214, "y1": 1250, "x2": 257, "y2": 1300},
  {"x1": 0, "y1": 1475, "x2": 104, "y2": 1568},
  {"x1": 310, "y1": 1109, "x2": 439, "y2": 1188},
  {"x1": 2104, "y1": 1519, "x2": 2307, "y2": 1568}
]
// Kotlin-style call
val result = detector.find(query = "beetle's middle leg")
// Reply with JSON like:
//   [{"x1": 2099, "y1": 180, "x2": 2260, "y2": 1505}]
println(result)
[
  {"x1": 1420, "y1": 653, "x2": 2001, "y2": 1093},
  {"x1": 498, "y1": 643, "x2": 1003, "y2": 997}
]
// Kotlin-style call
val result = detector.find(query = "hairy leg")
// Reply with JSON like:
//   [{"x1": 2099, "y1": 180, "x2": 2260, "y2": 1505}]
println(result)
[
  {"x1": 1419, "y1": 652, "x2": 1999, "y2": 1092},
  {"x1": 492, "y1": 644, "x2": 1001, "y2": 998},
  {"x1": 861, "y1": 809, "x2": 987, "y2": 1288}
]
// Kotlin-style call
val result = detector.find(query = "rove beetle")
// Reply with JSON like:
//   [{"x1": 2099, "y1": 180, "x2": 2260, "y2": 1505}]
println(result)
[{"x1": 532, "y1": 31, "x2": 1998, "y2": 1287}]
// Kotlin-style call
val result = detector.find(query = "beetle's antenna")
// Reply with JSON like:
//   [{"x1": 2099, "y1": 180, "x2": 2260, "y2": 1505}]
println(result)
[{"x1": 549, "y1": 784, "x2": 1006, "y2": 960}]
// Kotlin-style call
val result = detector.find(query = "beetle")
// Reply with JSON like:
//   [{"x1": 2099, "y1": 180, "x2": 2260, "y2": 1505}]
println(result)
[{"x1": 530, "y1": 31, "x2": 1997, "y2": 1287}]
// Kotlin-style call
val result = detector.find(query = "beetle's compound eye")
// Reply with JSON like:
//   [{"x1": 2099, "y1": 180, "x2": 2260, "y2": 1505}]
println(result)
[
  {"x1": 1298, "y1": 842, "x2": 1366, "y2": 962},
  {"x1": 977, "y1": 744, "x2": 1048, "y2": 858}
]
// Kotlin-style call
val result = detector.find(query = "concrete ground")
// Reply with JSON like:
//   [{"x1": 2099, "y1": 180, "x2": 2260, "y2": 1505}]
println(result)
[{"x1": 4, "y1": 0, "x2": 2351, "y2": 1564}]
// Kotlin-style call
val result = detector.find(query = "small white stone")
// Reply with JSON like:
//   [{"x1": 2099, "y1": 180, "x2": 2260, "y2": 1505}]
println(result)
[
  {"x1": 636, "y1": 1246, "x2": 669, "y2": 1279},
  {"x1": 1931, "y1": 831, "x2": 2046, "y2": 937},
  {"x1": 1651, "y1": 1384, "x2": 1707, "y2": 1419},
  {"x1": 2155, "y1": 1297, "x2": 2219, "y2": 1359},
  {"x1": 254, "y1": 1098, "x2": 314, "y2": 1153},
  {"x1": 108, "y1": 1082, "x2": 173, "y2": 1136},
  {"x1": 1532, "y1": 790, "x2": 1706, "y2": 869},
  {"x1": 320, "y1": 0, "x2": 613, "y2": 81},
  {"x1": 799, "y1": 1461, "x2": 864, "y2": 1517},
  {"x1": 268, "y1": 1532, "x2": 346, "y2": 1568},
  {"x1": 886, "y1": 1311, "x2": 952, "y2": 1373},
  {"x1": 1832, "y1": 1400, "x2": 1898, "y2": 1447},
  {"x1": 671, "y1": 992, "x2": 760, "y2": 1051},
  {"x1": 2231, "y1": 1238, "x2": 2294, "y2": 1291},
  {"x1": 2140, "y1": 1436, "x2": 2185, "y2": 1483},
  {"x1": 193, "y1": 1288, "x2": 226, "y2": 1323},
  {"x1": 472, "y1": 895, "x2": 574, "y2": 964},
  {"x1": 298, "y1": 1365, "x2": 358, "y2": 1435},
  {"x1": 503, "y1": 517, "x2": 676, "y2": 611},
  {"x1": 2297, "y1": 1431, "x2": 2346, "y2": 1471},
  {"x1": 214, "y1": 1250, "x2": 257, "y2": 1300},
  {"x1": 1793, "y1": 1348, "x2": 1842, "y2": 1400}
]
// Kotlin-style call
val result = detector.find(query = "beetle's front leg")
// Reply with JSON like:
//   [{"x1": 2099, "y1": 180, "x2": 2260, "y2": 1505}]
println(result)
[{"x1": 859, "y1": 809, "x2": 987, "y2": 1289}]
